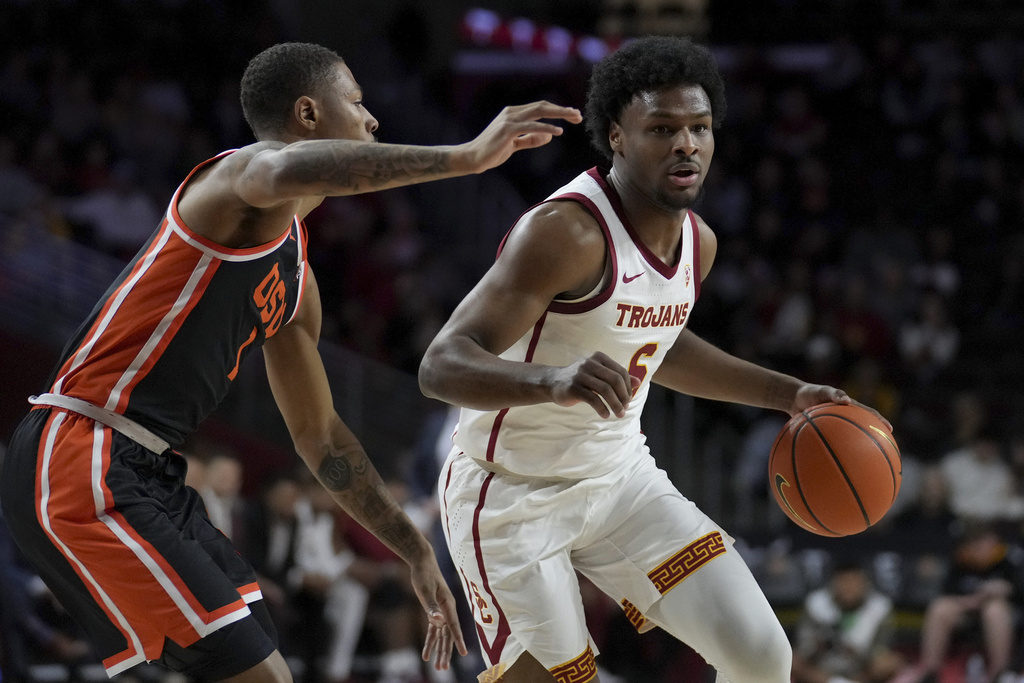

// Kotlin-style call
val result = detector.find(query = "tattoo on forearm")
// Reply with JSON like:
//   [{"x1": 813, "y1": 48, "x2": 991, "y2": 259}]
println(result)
[
  {"x1": 360, "y1": 483, "x2": 389, "y2": 519},
  {"x1": 317, "y1": 448, "x2": 422, "y2": 559},
  {"x1": 292, "y1": 144, "x2": 450, "y2": 190},
  {"x1": 376, "y1": 523, "x2": 418, "y2": 553},
  {"x1": 318, "y1": 454, "x2": 352, "y2": 491}
]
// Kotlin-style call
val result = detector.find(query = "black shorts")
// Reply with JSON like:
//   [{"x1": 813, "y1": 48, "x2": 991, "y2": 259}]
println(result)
[{"x1": 0, "y1": 408, "x2": 277, "y2": 681}]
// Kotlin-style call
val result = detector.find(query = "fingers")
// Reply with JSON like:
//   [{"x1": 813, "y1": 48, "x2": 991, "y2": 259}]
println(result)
[
  {"x1": 512, "y1": 131, "x2": 557, "y2": 151},
  {"x1": 435, "y1": 594, "x2": 468, "y2": 656},
  {"x1": 419, "y1": 590, "x2": 468, "y2": 670},
  {"x1": 568, "y1": 353, "x2": 634, "y2": 418},
  {"x1": 505, "y1": 100, "x2": 583, "y2": 124}
]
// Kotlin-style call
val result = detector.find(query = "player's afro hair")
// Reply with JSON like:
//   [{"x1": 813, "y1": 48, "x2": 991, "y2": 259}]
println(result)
[
  {"x1": 584, "y1": 36, "x2": 727, "y2": 160},
  {"x1": 240, "y1": 42, "x2": 344, "y2": 139}
]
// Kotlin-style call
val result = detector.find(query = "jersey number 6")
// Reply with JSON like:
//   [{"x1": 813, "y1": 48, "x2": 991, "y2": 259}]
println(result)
[{"x1": 628, "y1": 343, "x2": 658, "y2": 397}]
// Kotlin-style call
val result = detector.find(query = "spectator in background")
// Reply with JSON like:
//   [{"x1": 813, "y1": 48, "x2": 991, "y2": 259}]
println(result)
[
  {"x1": 909, "y1": 524, "x2": 1023, "y2": 683},
  {"x1": 60, "y1": 158, "x2": 162, "y2": 259},
  {"x1": 791, "y1": 561, "x2": 903, "y2": 683},
  {"x1": 898, "y1": 292, "x2": 960, "y2": 387},
  {"x1": 200, "y1": 450, "x2": 248, "y2": 542},
  {"x1": 243, "y1": 473, "x2": 304, "y2": 670},
  {"x1": 940, "y1": 424, "x2": 1024, "y2": 524},
  {"x1": 842, "y1": 357, "x2": 901, "y2": 425}
]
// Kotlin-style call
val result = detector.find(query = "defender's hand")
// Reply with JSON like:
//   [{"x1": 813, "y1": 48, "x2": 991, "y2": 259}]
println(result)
[
  {"x1": 410, "y1": 554, "x2": 468, "y2": 670},
  {"x1": 458, "y1": 101, "x2": 582, "y2": 173}
]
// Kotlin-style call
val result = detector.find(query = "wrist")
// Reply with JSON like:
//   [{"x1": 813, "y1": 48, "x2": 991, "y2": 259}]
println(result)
[
  {"x1": 765, "y1": 373, "x2": 802, "y2": 413},
  {"x1": 401, "y1": 533, "x2": 435, "y2": 566},
  {"x1": 447, "y1": 144, "x2": 478, "y2": 175}
]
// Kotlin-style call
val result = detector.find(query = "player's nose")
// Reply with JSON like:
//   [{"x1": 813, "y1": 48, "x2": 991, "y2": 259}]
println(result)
[{"x1": 673, "y1": 130, "x2": 698, "y2": 156}]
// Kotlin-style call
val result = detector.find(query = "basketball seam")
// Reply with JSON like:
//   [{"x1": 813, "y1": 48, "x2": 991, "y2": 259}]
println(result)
[
  {"x1": 803, "y1": 414, "x2": 872, "y2": 528},
  {"x1": 790, "y1": 418, "x2": 837, "y2": 535},
  {"x1": 805, "y1": 412, "x2": 900, "y2": 507}
]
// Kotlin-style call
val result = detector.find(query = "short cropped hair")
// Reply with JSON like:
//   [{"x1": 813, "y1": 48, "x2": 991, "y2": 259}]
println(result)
[
  {"x1": 240, "y1": 42, "x2": 344, "y2": 139},
  {"x1": 584, "y1": 36, "x2": 727, "y2": 160}
]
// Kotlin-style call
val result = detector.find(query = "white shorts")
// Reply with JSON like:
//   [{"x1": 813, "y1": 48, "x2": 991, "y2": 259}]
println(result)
[{"x1": 439, "y1": 448, "x2": 729, "y2": 678}]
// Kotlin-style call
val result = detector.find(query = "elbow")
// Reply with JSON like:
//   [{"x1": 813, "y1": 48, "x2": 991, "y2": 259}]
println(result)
[{"x1": 417, "y1": 350, "x2": 444, "y2": 401}]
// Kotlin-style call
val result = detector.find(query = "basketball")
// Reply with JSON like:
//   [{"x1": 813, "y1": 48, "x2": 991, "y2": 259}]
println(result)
[{"x1": 768, "y1": 402, "x2": 901, "y2": 537}]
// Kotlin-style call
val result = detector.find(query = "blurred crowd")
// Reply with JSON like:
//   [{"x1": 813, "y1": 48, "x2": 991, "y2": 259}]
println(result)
[{"x1": 2, "y1": 0, "x2": 1024, "y2": 682}]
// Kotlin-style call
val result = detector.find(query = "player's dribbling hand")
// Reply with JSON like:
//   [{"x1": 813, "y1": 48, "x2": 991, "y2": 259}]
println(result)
[
  {"x1": 790, "y1": 383, "x2": 892, "y2": 432},
  {"x1": 460, "y1": 101, "x2": 583, "y2": 173},
  {"x1": 549, "y1": 352, "x2": 640, "y2": 419},
  {"x1": 409, "y1": 554, "x2": 468, "y2": 670}
]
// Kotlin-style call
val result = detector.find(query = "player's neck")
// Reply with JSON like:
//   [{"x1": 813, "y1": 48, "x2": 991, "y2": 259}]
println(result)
[{"x1": 607, "y1": 169, "x2": 686, "y2": 265}]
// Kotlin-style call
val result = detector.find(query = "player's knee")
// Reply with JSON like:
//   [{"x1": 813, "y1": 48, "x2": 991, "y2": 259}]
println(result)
[{"x1": 729, "y1": 620, "x2": 792, "y2": 682}]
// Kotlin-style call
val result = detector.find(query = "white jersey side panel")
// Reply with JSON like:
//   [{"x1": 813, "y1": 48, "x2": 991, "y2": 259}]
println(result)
[{"x1": 453, "y1": 168, "x2": 701, "y2": 479}]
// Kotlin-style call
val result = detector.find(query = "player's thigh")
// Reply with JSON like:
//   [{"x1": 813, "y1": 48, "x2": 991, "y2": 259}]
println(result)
[
  {"x1": 223, "y1": 650, "x2": 292, "y2": 683},
  {"x1": 440, "y1": 454, "x2": 595, "y2": 673},
  {"x1": 159, "y1": 597, "x2": 281, "y2": 681},
  {"x1": 572, "y1": 462, "x2": 728, "y2": 616},
  {"x1": 644, "y1": 545, "x2": 791, "y2": 682}
]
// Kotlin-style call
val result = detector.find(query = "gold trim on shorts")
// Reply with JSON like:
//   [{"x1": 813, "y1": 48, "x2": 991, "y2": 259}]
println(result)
[{"x1": 648, "y1": 530, "x2": 726, "y2": 594}]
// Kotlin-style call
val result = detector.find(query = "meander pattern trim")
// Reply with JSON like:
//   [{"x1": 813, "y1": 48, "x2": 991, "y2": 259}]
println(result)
[
  {"x1": 620, "y1": 598, "x2": 649, "y2": 632},
  {"x1": 648, "y1": 531, "x2": 726, "y2": 594},
  {"x1": 550, "y1": 644, "x2": 597, "y2": 683}
]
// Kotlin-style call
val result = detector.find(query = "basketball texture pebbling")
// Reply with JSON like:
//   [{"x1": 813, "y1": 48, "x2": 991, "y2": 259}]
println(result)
[{"x1": 768, "y1": 403, "x2": 902, "y2": 537}]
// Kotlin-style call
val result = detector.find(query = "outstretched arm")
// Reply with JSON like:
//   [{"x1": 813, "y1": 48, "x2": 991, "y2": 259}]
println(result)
[
  {"x1": 263, "y1": 269, "x2": 466, "y2": 669},
  {"x1": 237, "y1": 101, "x2": 583, "y2": 206}
]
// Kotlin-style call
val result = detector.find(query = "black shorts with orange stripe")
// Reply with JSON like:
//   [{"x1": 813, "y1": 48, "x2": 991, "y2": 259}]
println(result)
[{"x1": 0, "y1": 407, "x2": 277, "y2": 680}]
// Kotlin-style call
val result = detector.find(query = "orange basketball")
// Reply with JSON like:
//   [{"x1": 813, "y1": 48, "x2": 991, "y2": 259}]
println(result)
[{"x1": 768, "y1": 402, "x2": 902, "y2": 537}]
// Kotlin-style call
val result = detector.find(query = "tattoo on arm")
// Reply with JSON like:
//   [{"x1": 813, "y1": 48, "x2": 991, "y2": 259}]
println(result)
[
  {"x1": 291, "y1": 144, "x2": 451, "y2": 191},
  {"x1": 376, "y1": 523, "x2": 419, "y2": 553},
  {"x1": 317, "y1": 454, "x2": 352, "y2": 491},
  {"x1": 316, "y1": 447, "x2": 424, "y2": 560}
]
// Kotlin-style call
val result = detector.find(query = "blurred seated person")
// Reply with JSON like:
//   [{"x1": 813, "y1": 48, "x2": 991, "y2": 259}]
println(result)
[
  {"x1": 940, "y1": 424, "x2": 1024, "y2": 523},
  {"x1": 200, "y1": 450, "x2": 248, "y2": 541},
  {"x1": 792, "y1": 560, "x2": 903, "y2": 683},
  {"x1": 911, "y1": 523, "x2": 1024, "y2": 683},
  {"x1": 242, "y1": 473, "x2": 304, "y2": 661}
]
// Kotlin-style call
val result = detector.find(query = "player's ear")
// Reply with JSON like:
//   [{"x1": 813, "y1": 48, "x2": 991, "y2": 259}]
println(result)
[
  {"x1": 293, "y1": 96, "x2": 318, "y2": 132},
  {"x1": 608, "y1": 122, "x2": 623, "y2": 154}
]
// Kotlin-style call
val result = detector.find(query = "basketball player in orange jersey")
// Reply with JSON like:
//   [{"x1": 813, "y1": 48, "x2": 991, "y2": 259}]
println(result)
[
  {"x1": 419, "y1": 37, "x2": 891, "y2": 683},
  {"x1": 0, "y1": 42, "x2": 581, "y2": 683}
]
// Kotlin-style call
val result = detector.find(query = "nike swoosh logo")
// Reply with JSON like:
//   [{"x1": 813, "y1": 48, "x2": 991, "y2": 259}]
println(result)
[
  {"x1": 774, "y1": 473, "x2": 817, "y2": 531},
  {"x1": 622, "y1": 272, "x2": 645, "y2": 284}
]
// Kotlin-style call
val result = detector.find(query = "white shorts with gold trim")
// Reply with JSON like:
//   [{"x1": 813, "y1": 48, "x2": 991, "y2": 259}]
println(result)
[{"x1": 439, "y1": 447, "x2": 728, "y2": 679}]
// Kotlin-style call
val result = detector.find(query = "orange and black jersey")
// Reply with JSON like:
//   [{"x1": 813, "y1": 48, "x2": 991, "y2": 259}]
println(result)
[{"x1": 46, "y1": 150, "x2": 308, "y2": 448}]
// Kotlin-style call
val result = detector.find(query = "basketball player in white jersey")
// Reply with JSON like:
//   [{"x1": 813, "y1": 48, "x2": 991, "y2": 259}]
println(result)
[{"x1": 419, "y1": 37, "x2": 890, "y2": 683}]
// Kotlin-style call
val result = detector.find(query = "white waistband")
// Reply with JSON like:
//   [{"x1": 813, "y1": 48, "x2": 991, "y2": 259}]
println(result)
[{"x1": 29, "y1": 393, "x2": 170, "y2": 454}]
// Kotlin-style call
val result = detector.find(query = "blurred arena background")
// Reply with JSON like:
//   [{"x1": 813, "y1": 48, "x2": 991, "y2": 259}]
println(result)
[{"x1": 1, "y1": 1, "x2": 1024, "y2": 682}]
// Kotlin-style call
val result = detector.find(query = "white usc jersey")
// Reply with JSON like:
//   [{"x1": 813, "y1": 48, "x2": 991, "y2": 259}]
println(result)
[{"x1": 454, "y1": 168, "x2": 701, "y2": 479}]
